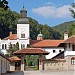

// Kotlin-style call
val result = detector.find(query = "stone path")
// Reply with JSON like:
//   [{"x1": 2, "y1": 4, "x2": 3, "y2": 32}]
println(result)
[
  {"x1": 3, "y1": 71, "x2": 24, "y2": 75},
  {"x1": 3, "y1": 70, "x2": 75, "y2": 75},
  {"x1": 24, "y1": 70, "x2": 75, "y2": 75}
]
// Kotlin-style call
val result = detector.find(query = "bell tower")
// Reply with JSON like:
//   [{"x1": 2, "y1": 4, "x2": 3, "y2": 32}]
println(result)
[{"x1": 17, "y1": 6, "x2": 30, "y2": 48}]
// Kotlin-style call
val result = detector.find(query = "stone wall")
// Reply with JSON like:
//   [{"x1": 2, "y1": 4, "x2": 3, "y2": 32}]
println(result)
[
  {"x1": 10, "y1": 62, "x2": 15, "y2": 71},
  {"x1": 39, "y1": 59, "x2": 68, "y2": 70},
  {"x1": 65, "y1": 55, "x2": 75, "y2": 70}
]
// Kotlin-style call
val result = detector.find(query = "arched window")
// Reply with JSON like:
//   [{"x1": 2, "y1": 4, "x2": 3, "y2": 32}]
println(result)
[
  {"x1": 2, "y1": 44, "x2": 4, "y2": 49},
  {"x1": 71, "y1": 57, "x2": 75, "y2": 65},
  {"x1": 21, "y1": 44, "x2": 25, "y2": 49},
  {"x1": 5, "y1": 44, "x2": 7, "y2": 49}
]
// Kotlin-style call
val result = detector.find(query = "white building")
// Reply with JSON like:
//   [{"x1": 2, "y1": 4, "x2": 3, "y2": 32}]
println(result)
[
  {"x1": 0, "y1": 6, "x2": 66, "y2": 59},
  {"x1": 0, "y1": 6, "x2": 30, "y2": 54}
]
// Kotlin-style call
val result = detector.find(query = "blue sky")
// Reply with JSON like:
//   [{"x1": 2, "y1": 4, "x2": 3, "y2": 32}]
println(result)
[{"x1": 7, "y1": 0, "x2": 74, "y2": 27}]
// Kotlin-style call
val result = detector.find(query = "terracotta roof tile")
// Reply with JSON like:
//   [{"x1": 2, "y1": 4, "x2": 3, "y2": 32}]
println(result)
[
  {"x1": 3, "y1": 34, "x2": 17, "y2": 40},
  {"x1": 31, "y1": 40, "x2": 64, "y2": 48},
  {"x1": 9, "y1": 56, "x2": 21, "y2": 61},
  {"x1": 14, "y1": 48, "x2": 49, "y2": 55},
  {"x1": 30, "y1": 40, "x2": 42, "y2": 45},
  {"x1": 63, "y1": 35, "x2": 75, "y2": 44}
]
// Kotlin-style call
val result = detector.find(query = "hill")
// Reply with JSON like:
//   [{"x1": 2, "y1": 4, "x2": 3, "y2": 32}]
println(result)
[
  {"x1": 0, "y1": 8, "x2": 61, "y2": 40},
  {"x1": 52, "y1": 20, "x2": 75, "y2": 35}
]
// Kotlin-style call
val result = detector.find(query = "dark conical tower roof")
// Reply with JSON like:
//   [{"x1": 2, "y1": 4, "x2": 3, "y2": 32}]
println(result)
[
  {"x1": 20, "y1": 6, "x2": 27, "y2": 18},
  {"x1": 17, "y1": 6, "x2": 29, "y2": 24}
]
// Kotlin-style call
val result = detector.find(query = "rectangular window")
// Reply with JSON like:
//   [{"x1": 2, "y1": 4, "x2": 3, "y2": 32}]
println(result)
[{"x1": 21, "y1": 34, "x2": 25, "y2": 38}]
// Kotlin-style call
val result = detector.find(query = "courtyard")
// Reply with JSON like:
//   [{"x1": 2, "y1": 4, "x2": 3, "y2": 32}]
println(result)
[{"x1": 3, "y1": 70, "x2": 75, "y2": 75}]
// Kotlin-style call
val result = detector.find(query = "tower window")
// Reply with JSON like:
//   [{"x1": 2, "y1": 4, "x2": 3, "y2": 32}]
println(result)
[
  {"x1": 21, "y1": 34, "x2": 25, "y2": 38},
  {"x1": 53, "y1": 50, "x2": 56, "y2": 53}
]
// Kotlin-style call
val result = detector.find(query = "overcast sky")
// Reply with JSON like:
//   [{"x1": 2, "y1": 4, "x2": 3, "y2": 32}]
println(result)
[{"x1": 7, "y1": 0, "x2": 74, "y2": 26}]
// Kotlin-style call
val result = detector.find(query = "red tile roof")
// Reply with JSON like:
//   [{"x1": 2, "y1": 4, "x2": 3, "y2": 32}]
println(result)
[
  {"x1": 30, "y1": 40, "x2": 42, "y2": 45},
  {"x1": 14, "y1": 48, "x2": 49, "y2": 55},
  {"x1": 63, "y1": 35, "x2": 75, "y2": 44},
  {"x1": 3, "y1": 34, "x2": 17, "y2": 40},
  {"x1": 31, "y1": 40, "x2": 64, "y2": 48},
  {"x1": 9, "y1": 56, "x2": 21, "y2": 61}
]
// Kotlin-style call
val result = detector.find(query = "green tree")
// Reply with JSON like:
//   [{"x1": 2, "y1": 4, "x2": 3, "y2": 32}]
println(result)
[
  {"x1": 69, "y1": 24, "x2": 75, "y2": 36},
  {"x1": 0, "y1": 0, "x2": 9, "y2": 10},
  {"x1": 7, "y1": 42, "x2": 19, "y2": 57},
  {"x1": 0, "y1": 8, "x2": 20, "y2": 38},
  {"x1": 70, "y1": 3, "x2": 75, "y2": 18}
]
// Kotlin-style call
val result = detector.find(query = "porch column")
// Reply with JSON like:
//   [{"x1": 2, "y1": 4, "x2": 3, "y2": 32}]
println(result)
[{"x1": 21, "y1": 55, "x2": 24, "y2": 71}]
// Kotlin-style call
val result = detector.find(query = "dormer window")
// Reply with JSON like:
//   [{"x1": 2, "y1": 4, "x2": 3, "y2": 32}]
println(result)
[{"x1": 21, "y1": 34, "x2": 25, "y2": 38}]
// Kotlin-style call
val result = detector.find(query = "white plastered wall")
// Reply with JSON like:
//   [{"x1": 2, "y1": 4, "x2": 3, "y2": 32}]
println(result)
[{"x1": 43, "y1": 47, "x2": 64, "y2": 59}]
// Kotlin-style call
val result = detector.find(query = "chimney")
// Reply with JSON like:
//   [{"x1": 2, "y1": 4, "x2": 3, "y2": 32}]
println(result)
[
  {"x1": 10, "y1": 32, "x2": 12, "y2": 36},
  {"x1": 64, "y1": 31, "x2": 68, "y2": 40}
]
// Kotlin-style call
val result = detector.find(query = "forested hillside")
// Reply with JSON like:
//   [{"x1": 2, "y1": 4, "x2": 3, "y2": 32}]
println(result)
[
  {"x1": 52, "y1": 21, "x2": 75, "y2": 35},
  {"x1": 0, "y1": 8, "x2": 61, "y2": 40}
]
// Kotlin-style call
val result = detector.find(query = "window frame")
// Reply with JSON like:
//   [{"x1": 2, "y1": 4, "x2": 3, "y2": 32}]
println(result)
[{"x1": 21, "y1": 34, "x2": 25, "y2": 38}]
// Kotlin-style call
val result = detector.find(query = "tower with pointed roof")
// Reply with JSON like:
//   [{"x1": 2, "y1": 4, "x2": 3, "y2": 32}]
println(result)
[{"x1": 17, "y1": 6, "x2": 30, "y2": 49}]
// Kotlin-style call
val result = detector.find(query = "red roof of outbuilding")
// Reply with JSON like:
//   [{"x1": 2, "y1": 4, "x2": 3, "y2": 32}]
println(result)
[
  {"x1": 31, "y1": 40, "x2": 64, "y2": 48},
  {"x1": 14, "y1": 48, "x2": 49, "y2": 55},
  {"x1": 9, "y1": 56, "x2": 21, "y2": 61}
]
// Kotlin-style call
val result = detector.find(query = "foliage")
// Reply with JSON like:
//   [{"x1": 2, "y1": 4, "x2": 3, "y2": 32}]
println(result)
[
  {"x1": 52, "y1": 21, "x2": 75, "y2": 38},
  {"x1": 0, "y1": 0, "x2": 9, "y2": 10},
  {"x1": 26, "y1": 55, "x2": 39, "y2": 67},
  {"x1": 0, "y1": 8, "x2": 20, "y2": 38},
  {"x1": 69, "y1": 24, "x2": 75, "y2": 36},
  {"x1": 0, "y1": 8, "x2": 61, "y2": 40},
  {"x1": 27, "y1": 44, "x2": 31, "y2": 48},
  {"x1": 70, "y1": 3, "x2": 75, "y2": 18},
  {"x1": 7, "y1": 42, "x2": 19, "y2": 57},
  {"x1": 29, "y1": 17, "x2": 62, "y2": 39},
  {"x1": 26, "y1": 55, "x2": 30, "y2": 66}
]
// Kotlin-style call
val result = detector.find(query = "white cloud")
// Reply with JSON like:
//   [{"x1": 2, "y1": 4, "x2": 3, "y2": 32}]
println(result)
[
  {"x1": 45, "y1": 2, "x2": 54, "y2": 5},
  {"x1": 32, "y1": 5, "x2": 72, "y2": 18}
]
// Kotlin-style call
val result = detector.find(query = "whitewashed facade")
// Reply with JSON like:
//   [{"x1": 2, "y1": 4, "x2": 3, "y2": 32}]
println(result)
[
  {"x1": 0, "y1": 7, "x2": 30, "y2": 54},
  {"x1": 43, "y1": 47, "x2": 64, "y2": 59},
  {"x1": 0, "y1": 54, "x2": 10, "y2": 74}
]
